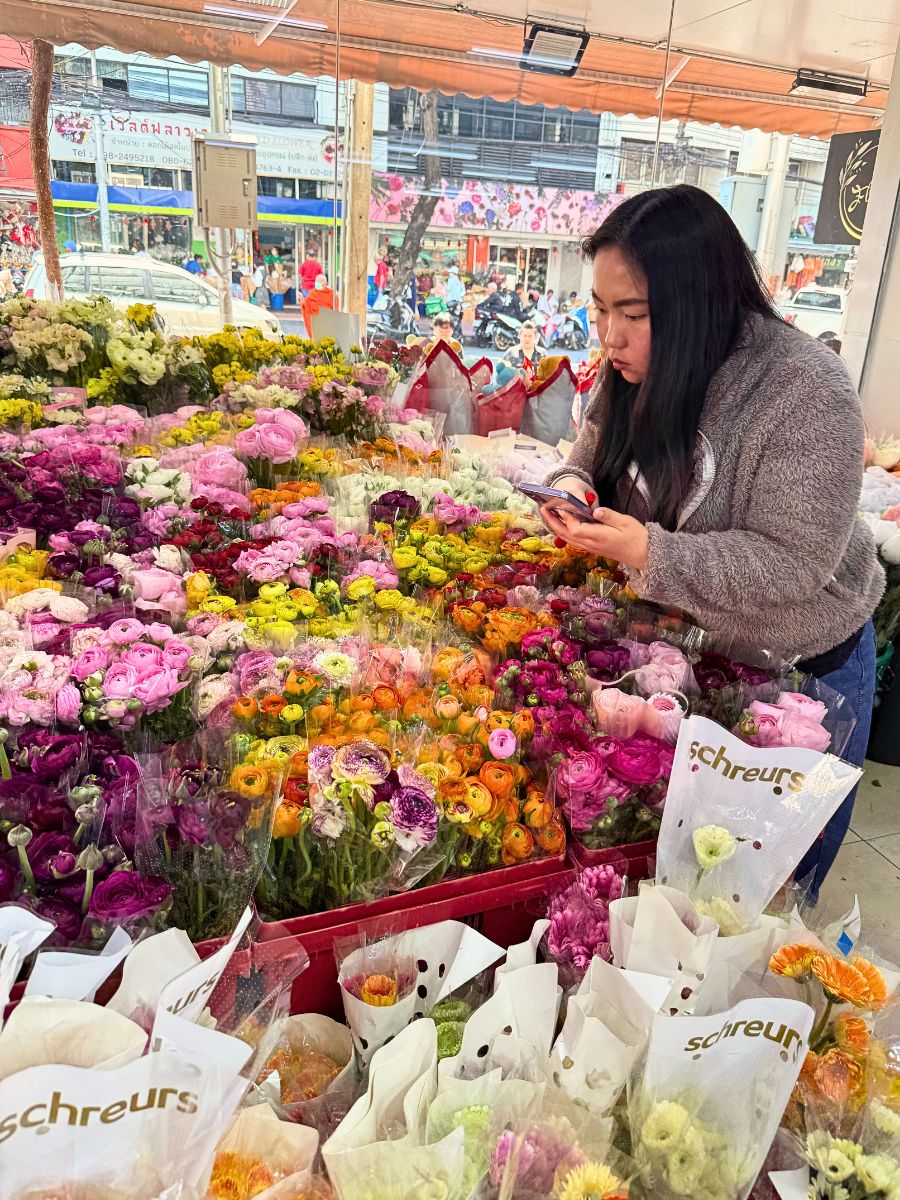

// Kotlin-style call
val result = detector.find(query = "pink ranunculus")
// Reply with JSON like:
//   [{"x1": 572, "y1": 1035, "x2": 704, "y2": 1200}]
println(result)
[
  {"x1": 105, "y1": 618, "x2": 146, "y2": 646},
  {"x1": 289, "y1": 566, "x2": 312, "y2": 588},
  {"x1": 71, "y1": 646, "x2": 109, "y2": 681},
  {"x1": 162, "y1": 639, "x2": 193, "y2": 670},
  {"x1": 742, "y1": 700, "x2": 786, "y2": 747},
  {"x1": 778, "y1": 711, "x2": 832, "y2": 752},
  {"x1": 282, "y1": 496, "x2": 330, "y2": 520},
  {"x1": 488, "y1": 728, "x2": 518, "y2": 760},
  {"x1": 102, "y1": 663, "x2": 139, "y2": 698},
  {"x1": 605, "y1": 732, "x2": 674, "y2": 786},
  {"x1": 248, "y1": 557, "x2": 287, "y2": 583},
  {"x1": 776, "y1": 692, "x2": 828, "y2": 725},
  {"x1": 120, "y1": 642, "x2": 166, "y2": 671},
  {"x1": 131, "y1": 567, "x2": 187, "y2": 614},
  {"x1": 54, "y1": 682, "x2": 82, "y2": 724},
  {"x1": 191, "y1": 447, "x2": 248, "y2": 491},
  {"x1": 255, "y1": 422, "x2": 298, "y2": 463},
  {"x1": 554, "y1": 748, "x2": 610, "y2": 800},
  {"x1": 145, "y1": 622, "x2": 175, "y2": 644},
  {"x1": 254, "y1": 407, "x2": 309, "y2": 437},
  {"x1": 132, "y1": 667, "x2": 184, "y2": 711}
]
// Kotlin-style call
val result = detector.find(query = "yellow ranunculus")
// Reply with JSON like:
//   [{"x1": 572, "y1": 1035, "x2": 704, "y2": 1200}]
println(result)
[
  {"x1": 392, "y1": 546, "x2": 418, "y2": 571},
  {"x1": 345, "y1": 575, "x2": 376, "y2": 602}
]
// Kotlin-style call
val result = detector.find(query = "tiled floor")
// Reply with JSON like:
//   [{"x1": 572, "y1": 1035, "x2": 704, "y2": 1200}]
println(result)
[{"x1": 818, "y1": 760, "x2": 900, "y2": 948}]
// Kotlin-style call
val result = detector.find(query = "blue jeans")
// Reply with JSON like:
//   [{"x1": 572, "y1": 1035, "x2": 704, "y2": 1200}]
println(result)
[{"x1": 795, "y1": 619, "x2": 877, "y2": 900}]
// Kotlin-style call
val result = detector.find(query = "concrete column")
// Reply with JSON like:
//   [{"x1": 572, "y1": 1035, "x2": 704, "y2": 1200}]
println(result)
[
  {"x1": 756, "y1": 133, "x2": 791, "y2": 287},
  {"x1": 843, "y1": 33, "x2": 900, "y2": 433}
]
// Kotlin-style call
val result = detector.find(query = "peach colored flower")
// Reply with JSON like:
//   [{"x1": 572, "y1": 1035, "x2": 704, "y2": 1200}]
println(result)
[{"x1": 769, "y1": 943, "x2": 819, "y2": 979}]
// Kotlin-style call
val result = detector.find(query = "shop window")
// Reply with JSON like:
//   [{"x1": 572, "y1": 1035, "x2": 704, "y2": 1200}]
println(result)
[
  {"x1": 231, "y1": 76, "x2": 247, "y2": 113},
  {"x1": 150, "y1": 272, "x2": 211, "y2": 305},
  {"x1": 181, "y1": 169, "x2": 193, "y2": 191},
  {"x1": 515, "y1": 108, "x2": 543, "y2": 143},
  {"x1": 52, "y1": 160, "x2": 97, "y2": 184},
  {"x1": 259, "y1": 176, "x2": 296, "y2": 198},
  {"x1": 297, "y1": 179, "x2": 318, "y2": 199},
  {"x1": 148, "y1": 168, "x2": 176, "y2": 189},
  {"x1": 456, "y1": 97, "x2": 483, "y2": 138},
  {"x1": 484, "y1": 101, "x2": 514, "y2": 142},
  {"x1": 571, "y1": 113, "x2": 599, "y2": 145},
  {"x1": 169, "y1": 69, "x2": 209, "y2": 108},
  {"x1": 87, "y1": 266, "x2": 151, "y2": 299},
  {"x1": 244, "y1": 78, "x2": 283, "y2": 116}
]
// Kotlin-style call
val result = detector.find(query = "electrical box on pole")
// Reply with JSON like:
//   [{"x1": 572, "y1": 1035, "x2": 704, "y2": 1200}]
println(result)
[{"x1": 192, "y1": 135, "x2": 258, "y2": 231}]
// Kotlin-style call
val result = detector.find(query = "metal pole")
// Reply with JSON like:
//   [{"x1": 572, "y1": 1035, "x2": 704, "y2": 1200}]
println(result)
[
  {"x1": 89, "y1": 51, "x2": 112, "y2": 252},
  {"x1": 650, "y1": 0, "x2": 676, "y2": 189},
  {"x1": 208, "y1": 63, "x2": 234, "y2": 326},
  {"x1": 339, "y1": 78, "x2": 354, "y2": 308},
  {"x1": 331, "y1": 0, "x2": 341, "y2": 296}
]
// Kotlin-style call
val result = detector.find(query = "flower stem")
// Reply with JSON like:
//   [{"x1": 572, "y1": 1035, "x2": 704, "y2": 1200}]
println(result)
[
  {"x1": 82, "y1": 867, "x2": 95, "y2": 915},
  {"x1": 16, "y1": 845, "x2": 35, "y2": 892},
  {"x1": 809, "y1": 998, "x2": 836, "y2": 1051},
  {"x1": 0, "y1": 741, "x2": 10, "y2": 781}
]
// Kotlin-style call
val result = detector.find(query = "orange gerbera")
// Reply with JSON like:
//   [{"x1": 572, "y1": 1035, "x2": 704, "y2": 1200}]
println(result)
[
  {"x1": 769, "y1": 943, "x2": 819, "y2": 979},
  {"x1": 811, "y1": 955, "x2": 874, "y2": 1008},
  {"x1": 231, "y1": 695, "x2": 258, "y2": 720},
  {"x1": 852, "y1": 955, "x2": 888, "y2": 1010},
  {"x1": 359, "y1": 974, "x2": 398, "y2": 1006},
  {"x1": 834, "y1": 1014, "x2": 871, "y2": 1056},
  {"x1": 812, "y1": 1046, "x2": 866, "y2": 1107}
]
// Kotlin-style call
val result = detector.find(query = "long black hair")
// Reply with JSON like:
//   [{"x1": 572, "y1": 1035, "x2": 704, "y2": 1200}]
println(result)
[{"x1": 583, "y1": 184, "x2": 777, "y2": 529}]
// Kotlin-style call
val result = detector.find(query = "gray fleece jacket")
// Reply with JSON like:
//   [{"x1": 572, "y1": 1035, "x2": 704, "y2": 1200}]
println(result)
[{"x1": 546, "y1": 314, "x2": 884, "y2": 659}]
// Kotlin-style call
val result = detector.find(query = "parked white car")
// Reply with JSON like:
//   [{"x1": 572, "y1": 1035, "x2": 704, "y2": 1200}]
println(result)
[
  {"x1": 24, "y1": 252, "x2": 282, "y2": 338},
  {"x1": 778, "y1": 285, "x2": 846, "y2": 341}
]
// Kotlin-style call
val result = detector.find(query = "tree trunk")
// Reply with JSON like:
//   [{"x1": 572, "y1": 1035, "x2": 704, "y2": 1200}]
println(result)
[
  {"x1": 30, "y1": 40, "x2": 63, "y2": 296},
  {"x1": 388, "y1": 90, "x2": 441, "y2": 300}
]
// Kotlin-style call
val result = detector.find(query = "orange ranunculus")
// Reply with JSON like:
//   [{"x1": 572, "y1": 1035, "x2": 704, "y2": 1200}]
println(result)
[
  {"x1": 273, "y1": 799, "x2": 304, "y2": 839},
  {"x1": 284, "y1": 670, "x2": 319, "y2": 698},
  {"x1": 229, "y1": 765, "x2": 271, "y2": 799},
  {"x1": 359, "y1": 974, "x2": 398, "y2": 1006},
  {"x1": 834, "y1": 1014, "x2": 871, "y2": 1056},
  {"x1": 351, "y1": 693, "x2": 376, "y2": 712},
  {"x1": 433, "y1": 694, "x2": 462, "y2": 722},
  {"x1": 439, "y1": 777, "x2": 469, "y2": 807},
  {"x1": 440, "y1": 752, "x2": 464, "y2": 779},
  {"x1": 485, "y1": 710, "x2": 512, "y2": 733},
  {"x1": 812, "y1": 1047, "x2": 866, "y2": 1107},
  {"x1": 231, "y1": 696, "x2": 258, "y2": 720},
  {"x1": 372, "y1": 684, "x2": 400, "y2": 712},
  {"x1": 463, "y1": 684, "x2": 494, "y2": 710},
  {"x1": 438, "y1": 732, "x2": 461, "y2": 753},
  {"x1": 309, "y1": 697, "x2": 335, "y2": 723},
  {"x1": 483, "y1": 608, "x2": 540, "y2": 654},
  {"x1": 852, "y1": 955, "x2": 888, "y2": 1010},
  {"x1": 452, "y1": 605, "x2": 485, "y2": 634},
  {"x1": 348, "y1": 712, "x2": 377, "y2": 733},
  {"x1": 448, "y1": 658, "x2": 488, "y2": 694},
  {"x1": 402, "y1": 690, "x2": 432, "y2": 721},
  {"x1": 433, "y1": 646, "x2": 466, "y2": 682},
  {"x1": 368, "y1": 728, "x2": 391, "y2": 748},
  {"x1": 812, "y1": 955, "x2": 878, "y2": 1008},
  {"x1": 418, "y1": 744, "x2": 440, "y2": 765},
  {"x1": 534, "y1": 818, "x2": 565, "y2": 854},
  {"x1": 288, "y1": 750, "x2": 309, "y2": 780},
  {"x1": 522, "y1": 792, "x2": 552, "y2": 828},
  {"x1": 510, "y1": 710, "x2": 535, "y2": 740},
  {"x1": 515, "y1": 764, "x2": 533, "y2": 787},
  {"x1": 501, "y1": 823, "x2": 535, "y2": 863},
  {"x1": 260, "y1": 694, "x2": 288, "y2": 717},
  {"x1": 456, "y1": 743, "x2": 486, "y2": 773},
  {"x1": 465, "y1": 780, "x2": 494, "y2": 818},
  {"x1": 337, "y1": 697, "x2": 354, "y2": 716},
  {"x1": 769, "y1": 944, "x2": 819, "y2": 979},
  {"x1": 479, "y1": 761, "x2": 516, "y2": 800},
  {"x1": 456, "y1": 711, "x2": 481, "y2": 737}
]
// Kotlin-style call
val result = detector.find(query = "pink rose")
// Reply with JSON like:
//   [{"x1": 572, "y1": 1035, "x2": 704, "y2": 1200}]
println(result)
[
  {"x1": 256, "y1": 422, "x2": 298, "y2": 463},
  {"x1": 776, "y1": 692, "x2": 828, "y2": 725},
  {"x1": 102, "y1": 663, "x2": 139, "y2": 698},
  {"x1": 132, "y1": 667, "x2": 184, "y2": 711},
  {"x1": 255, "y1": 408, "x2": 308, "y2": 437},
  {"x1": 192, "y1": 447, "x2": 248, "y2": 491},
  {"x1": 71, "y1": 646, "x2": 109, "y2": 681},
  {"x1": 120, "y1": 642, "x2": 166, "y2": 671},
  {"x1": 779, "y1": 712, "x2": 831, "y2": 752}
]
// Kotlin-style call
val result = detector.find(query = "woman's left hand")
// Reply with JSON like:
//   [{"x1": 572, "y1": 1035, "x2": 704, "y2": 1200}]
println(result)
[{"x1": 541, "y1": 505, "x2": 650, "y2": 571}]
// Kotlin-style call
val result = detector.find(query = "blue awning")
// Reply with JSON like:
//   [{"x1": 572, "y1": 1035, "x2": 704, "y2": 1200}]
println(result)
[{"x1": 50, "y1": 181, "x2": 341, "y2": 222}]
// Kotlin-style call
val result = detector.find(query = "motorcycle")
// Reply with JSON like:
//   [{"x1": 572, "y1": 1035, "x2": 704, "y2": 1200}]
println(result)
[
  {"x1": 366, "y1": 297, "x2": 418, "y2": 345},
  {"x1": 549, "y1": 304, "x2": 589, "y2": 351},
  {"x1": 472, "y1": 303, "x2": 498, "y2": 348}
]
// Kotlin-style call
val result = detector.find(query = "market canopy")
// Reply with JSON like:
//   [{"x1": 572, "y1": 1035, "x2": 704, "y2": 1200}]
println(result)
[{"x1": 2, "y1": 0, "x2": 896, "y2": 138}]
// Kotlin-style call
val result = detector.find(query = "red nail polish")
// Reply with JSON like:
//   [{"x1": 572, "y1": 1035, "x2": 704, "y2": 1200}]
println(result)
[
  {"x1": 554, "y1": 536, "x2": 567, "y2": 548},
  {"x1": 585, "y1": 491, "x2": 596, "y2": 504}
]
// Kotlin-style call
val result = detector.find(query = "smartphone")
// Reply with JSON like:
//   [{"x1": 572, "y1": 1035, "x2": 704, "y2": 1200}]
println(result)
[{"x1": 516, "y1": 482, "x2": 595, "y2": 521}]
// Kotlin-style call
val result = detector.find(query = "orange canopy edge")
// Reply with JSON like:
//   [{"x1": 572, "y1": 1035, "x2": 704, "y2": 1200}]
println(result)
[{"x1": 0, "y1": 0, "x2": 886, "y2": 139}]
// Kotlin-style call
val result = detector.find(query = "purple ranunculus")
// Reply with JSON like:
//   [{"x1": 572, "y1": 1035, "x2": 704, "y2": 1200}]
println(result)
[
  {"x1": 176, "y1": 802, "x2": 211, "y2": 846},
  {"x1": 208, "y1": 793, "x2": 250, "y2": 849},
  {"x1": 391, "y1": 787, "x2": 439, "y2": 850},
  {"x1": 0, "y1": 859, "x2": 16, "y2": 901},
  {"x1": 26, "y1": 832, "x2": 77, "y2": 883},
  {"x1": 88, "y1": 871, "x2": 173, "y2": 923},
  {"x1": 82, "y1": 564, "x2": 121, "y2": 594},
  {"x1": 24, "y1": 895, "x2": 84, "y2": 944},
  {"x1": 48, "y1": 552, "x2": 80, "y2": 578},
  {"x1": 369, "y1": 489, "x2": 421, "y2": 526},
  {"x1": 605, "y1": 732, "x2": 674, "y2": 786},
  {"x1": 23, "y1": 732, "x2": 86, "y2": 781},
  {"x1": 585, "y1": 643, "x2": 631, "y2": 682}
]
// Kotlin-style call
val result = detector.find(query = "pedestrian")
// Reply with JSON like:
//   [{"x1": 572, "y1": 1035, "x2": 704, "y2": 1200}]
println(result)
[
  {"x1": 301, "y1": 272, "x2": 336, "y2": 337},
  {"x1": 185, "y1": 253, "x2": 205, "y2": 276},
  {"x1": 503, "y1": 320, "x2": 543, "y2": 384},
  {"x1": 252, "y1": 261, "x2": 269, "y2": 308},
  {"x1": 299, "y1": 245, "x2": 324, "y2": 297},
  {"x1": 374, "y1": 252, "x2": 389, "y2": 296},
  {"x1": 445, "y1": 265, "x2": 465, "y2": 308},
  {"x1": 542, "y1": 184, "x2": 883, "y2": 903},
  {"x1": 0, "y1": 263, "x2": 15, "y2": 299}
]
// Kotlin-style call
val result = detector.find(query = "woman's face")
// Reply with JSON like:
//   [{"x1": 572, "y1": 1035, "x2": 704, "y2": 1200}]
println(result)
[{"x1": 592, "y1": 247, "x2": 651, "y2": 384}]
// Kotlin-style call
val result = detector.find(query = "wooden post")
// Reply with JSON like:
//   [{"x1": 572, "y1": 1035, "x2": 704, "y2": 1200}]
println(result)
[
  {"x1": 30, "y1": 40, "x2": 63, "y2": 295},
  {"x1": 345, "y1": 80, "x2": 375, "y2": 329}
]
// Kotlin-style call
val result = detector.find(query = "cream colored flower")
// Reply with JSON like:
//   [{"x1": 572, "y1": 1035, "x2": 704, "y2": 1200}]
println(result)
[
  {"x1": 641, "y1": 1100, "x2": 691, "y2": 1151},
  {"x1": 805, "y1": 1131, "x2": 859, "y2": 1184},
  {"x1": 856, "y1": 1153, "x2": 900, "y2": 1193},
  {"x1": 694, "y1": 896, "x2": 746, "y2": 936},
  {"x1": 693, "y1": 824, "x2": 737, "y2": 870},
  {"x1": 553, "y1": 1161, "x2": 623, "y2": 1200},
  {"x1": 872, "y1": 1102, "x2": 900, "y2": 1140}
]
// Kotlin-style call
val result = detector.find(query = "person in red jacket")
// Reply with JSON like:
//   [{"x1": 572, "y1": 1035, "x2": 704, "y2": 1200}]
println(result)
[{"x1": 299, "y1": 248, "x2": 324, "y2": 296}]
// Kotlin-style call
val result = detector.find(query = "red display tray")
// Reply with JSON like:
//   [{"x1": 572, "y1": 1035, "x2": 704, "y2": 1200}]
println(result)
[{"x1": 568, "y1": 835, "x2": 658, "y2": 874}]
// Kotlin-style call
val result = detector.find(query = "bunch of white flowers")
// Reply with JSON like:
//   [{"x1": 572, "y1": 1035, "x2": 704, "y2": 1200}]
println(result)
[
  {"x1": 225, "y1": 382, "x2": 298, "y2": 410},
  {"x1": 107, "y1": 330, "x2": 168, "y2": 386},
  {"x1": 638, "y1": 1098, "x2": 753, "y2": 1200},
  {"x1": 8, "y1": 320, "x2": 93, "y2": 374},
  {"x1": 805, "y1": 1129, "x2": 900, "y2": 1199},
  {"x1": 124, "y1": 456, "x2": 192, "y2": 506}
]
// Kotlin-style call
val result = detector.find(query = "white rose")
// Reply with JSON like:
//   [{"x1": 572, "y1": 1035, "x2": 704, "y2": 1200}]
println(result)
[{"x1": 48, "y1": 596, "x2": 90, "y2": 622}]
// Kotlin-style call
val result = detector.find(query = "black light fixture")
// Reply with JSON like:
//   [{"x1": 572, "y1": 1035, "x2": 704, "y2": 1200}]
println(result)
[
  {"x1": 520, "y1": 23, "x2": 590, "y2": 76},
  {"x1": 790, "y1": 68, "x2": 868, "y2": 104}
]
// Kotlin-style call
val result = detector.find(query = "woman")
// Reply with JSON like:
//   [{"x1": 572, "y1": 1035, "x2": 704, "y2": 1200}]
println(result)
[{"x1": 542, "y1": 185, "x2": 883, "y2": 901}]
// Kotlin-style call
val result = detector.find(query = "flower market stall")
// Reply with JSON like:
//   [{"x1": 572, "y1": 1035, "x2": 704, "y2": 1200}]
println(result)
[{"x1": 0, "y1": 295, "x2": 897, "y2": 1200}]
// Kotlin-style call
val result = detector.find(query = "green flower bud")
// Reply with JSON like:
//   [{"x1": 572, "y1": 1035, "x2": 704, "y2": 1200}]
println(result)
[
  {"x1": 7, "y1": 824, "x2": 32, "y2": 848},
  {"x1": 76, "y1": 844, "x2": 104, "y2": 872}
]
